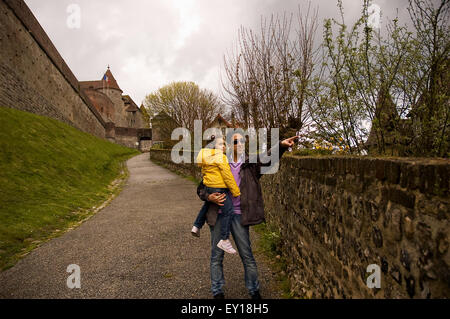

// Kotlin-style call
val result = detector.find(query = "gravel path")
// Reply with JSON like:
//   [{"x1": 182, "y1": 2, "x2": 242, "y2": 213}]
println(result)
[{"x1": 0, "y1": 153, "x2": 282, "y2": 299}]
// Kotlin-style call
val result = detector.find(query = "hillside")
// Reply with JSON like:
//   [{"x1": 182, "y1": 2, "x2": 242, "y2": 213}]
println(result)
[{"x1": 0, "y1": 106, "x2": 140, "y2": 270}]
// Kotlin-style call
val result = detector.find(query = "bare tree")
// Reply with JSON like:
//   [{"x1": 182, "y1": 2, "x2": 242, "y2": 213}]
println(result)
[{"x1": 222, "y1": 3, "x2": 320, "y2": 138}]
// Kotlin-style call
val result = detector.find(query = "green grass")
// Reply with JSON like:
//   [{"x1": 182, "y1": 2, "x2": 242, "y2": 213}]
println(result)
[
  {"x1": 253, "y1": 222, "x2": 295, "y2": 299},
  {"x1": 0, "y1": 107, "x2": 140, "y2": 271}
]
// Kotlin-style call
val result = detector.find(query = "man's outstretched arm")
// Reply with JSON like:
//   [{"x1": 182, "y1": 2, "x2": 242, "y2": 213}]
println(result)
[{"x1": 256, "y1": 136, "x2": 299, "y2": 177}]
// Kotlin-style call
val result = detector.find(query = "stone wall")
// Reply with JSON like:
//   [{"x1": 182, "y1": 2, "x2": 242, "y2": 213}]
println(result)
[
  {"x1": 114, "y1": 127, "x2": 152, "y2": 150},
  {"x1": 261, "y1": 155, "x2": 449, "y2": 299},
  {"x1": 150, "y1": 148, "x2": 450, "y2": 298},
  {"x1": 0, "y1": 0, "x2": 106, "y2": 138},
  {"x1": 139, "y1": 140, "x2": 152, "y2": 153}
]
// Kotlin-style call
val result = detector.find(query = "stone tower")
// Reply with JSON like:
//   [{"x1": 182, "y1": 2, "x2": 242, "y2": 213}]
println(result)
[
  {"x1": 80, "y1": 66, "x2": 143, "y2": 128},
  {"x1": 97, "y1": 66, "x2": 125, "y2": 127}
]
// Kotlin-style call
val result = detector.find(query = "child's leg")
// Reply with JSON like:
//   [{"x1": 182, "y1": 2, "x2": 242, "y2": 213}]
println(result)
[
  {"x1": 193, "y1": 201, "x2": 209, "y2": 229},
  {"x1": 217, "y1": 191, "x2": 234, "y2": 241}
]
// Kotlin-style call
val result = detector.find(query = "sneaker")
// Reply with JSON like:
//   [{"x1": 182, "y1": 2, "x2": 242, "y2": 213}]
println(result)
[
  {"x1": 217, "y1": 239, "x2": 237, "y2": 254},
  {"x1": 191, "y1": 226, "x2": 200, "y2": 237}
]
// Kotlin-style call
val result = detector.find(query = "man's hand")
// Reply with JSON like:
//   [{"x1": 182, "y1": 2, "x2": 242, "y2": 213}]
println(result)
[
  {"x1": 281, "y1": 136, "x2": 299, "y2": 149},
  {"x1": 208, "y1": 193, "x2": 226, "y2": 206}
]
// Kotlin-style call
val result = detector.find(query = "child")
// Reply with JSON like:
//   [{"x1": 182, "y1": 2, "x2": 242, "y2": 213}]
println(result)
[{"x1": 191, "y1": 135, "x2": 240, "y2": 254}]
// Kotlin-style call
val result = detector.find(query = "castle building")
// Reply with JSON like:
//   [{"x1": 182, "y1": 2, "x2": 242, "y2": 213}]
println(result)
[
  {"x1": 0, "y1": 0, "x2": 152, "y2": 151},
  {"x1": 80, "y1": 67, "x2": 152, "y2": 150}
]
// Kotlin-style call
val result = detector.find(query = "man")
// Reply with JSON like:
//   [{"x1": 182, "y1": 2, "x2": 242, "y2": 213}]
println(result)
[{"x1": 197, "y1": 131, "x2": 297, "y2": 299}]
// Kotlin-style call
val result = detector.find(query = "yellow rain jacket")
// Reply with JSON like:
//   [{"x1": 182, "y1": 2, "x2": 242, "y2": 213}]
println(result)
[{"x1": 196, "y1": 148, "x2": 241, "y2": 197}]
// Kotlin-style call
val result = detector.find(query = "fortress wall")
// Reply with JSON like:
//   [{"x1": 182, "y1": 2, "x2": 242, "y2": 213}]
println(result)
[
  {"x1": 0, "y1": 0, "x2": 106, "y2": 138},
  {"x1": 114, "y1": 127, "x2": 152, "y2": 150},
  {"x1": 114, "y1": 127, "x2": 139, "y2": 149}
]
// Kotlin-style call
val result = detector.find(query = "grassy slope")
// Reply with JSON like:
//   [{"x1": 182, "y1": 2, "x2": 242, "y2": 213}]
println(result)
[{"x1": 0, "y1": 107, "x2": 140, "y2": 270}]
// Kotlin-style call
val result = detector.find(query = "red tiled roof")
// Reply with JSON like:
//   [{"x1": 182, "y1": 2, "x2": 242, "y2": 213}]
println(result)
[
  {"x1": 103, "y1": 68, "x2": 122, "y2": 91},
  {"x1": 80, "y1": 81, "x2": 102, "y2": 90},
  {"x1": 212, "y1": 114, "x2": 235, "y2": 128},
  {"x1": 79, "y1": 67, "x2": 122, "y2": 92},
  {"x1": 122, "y1": 95, "x2": 140, "y2": 112}
]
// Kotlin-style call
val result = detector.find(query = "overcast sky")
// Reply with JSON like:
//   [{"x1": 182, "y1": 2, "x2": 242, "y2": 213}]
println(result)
[{"x1": 24, "y1": 0, "x2": 411, "y2": 106}]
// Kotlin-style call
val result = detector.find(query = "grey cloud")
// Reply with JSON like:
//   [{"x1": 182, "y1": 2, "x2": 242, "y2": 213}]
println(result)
[{"x1": 24, "y1": 0, "x2": 411, "y2": 105}]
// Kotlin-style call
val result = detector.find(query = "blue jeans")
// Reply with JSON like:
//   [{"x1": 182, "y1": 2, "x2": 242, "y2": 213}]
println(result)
[
  {"x1": 193, "y1": 201, "x2": 209, "y2": 229},
  {"x1": 209, "y1": 213, "x2": 260, "y2": 296},
  {"x1": 194, "y1": 187, "x2": 233, "y2": 240}
]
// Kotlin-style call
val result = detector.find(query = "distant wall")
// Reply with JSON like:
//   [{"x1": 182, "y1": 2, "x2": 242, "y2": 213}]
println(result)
[
  {"x1": 261, "y1": 155, "x2": 449, "y2": 299},
  {"x1": 114, "y1": 127, "x2": 139, "y2": 149},
  {"x1": 0, "y1": 0, "x2": 106, "y2": 138},
  {"x1": 139, "y1": 140, "x2": 152, "y2": 153},
  {"x1": 115, "y1": 127, "x2": 152, "y2": 150}
]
